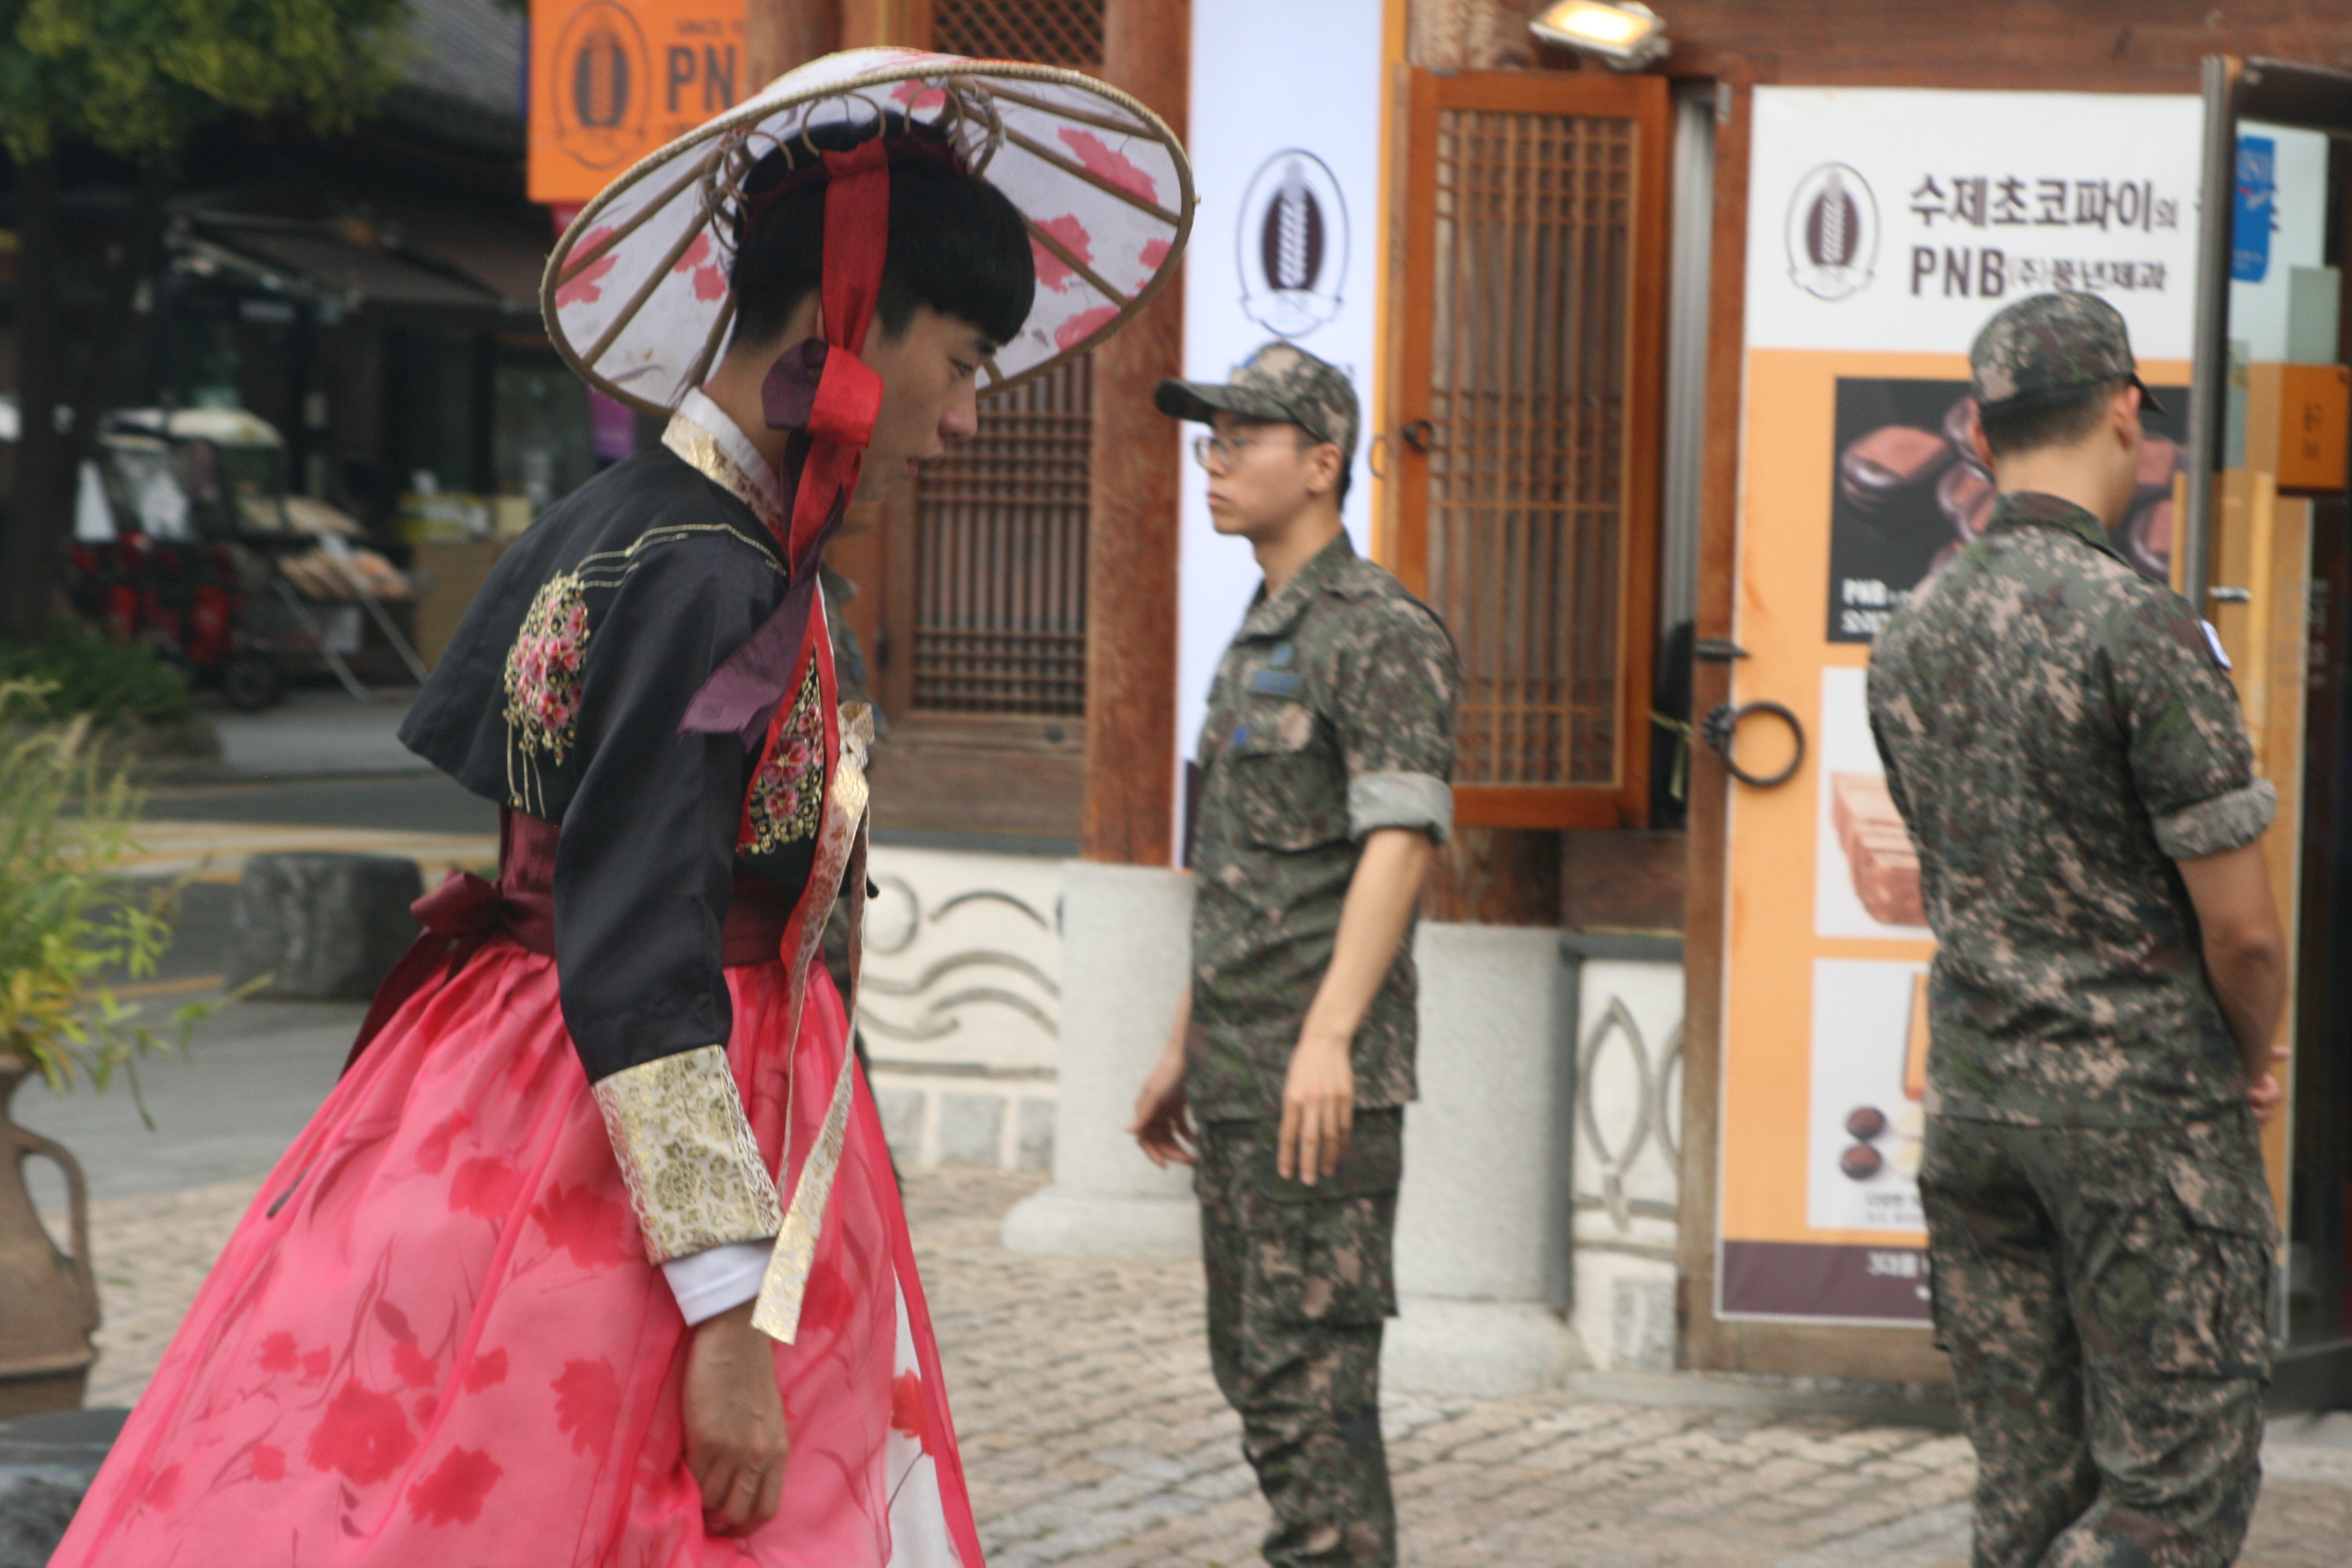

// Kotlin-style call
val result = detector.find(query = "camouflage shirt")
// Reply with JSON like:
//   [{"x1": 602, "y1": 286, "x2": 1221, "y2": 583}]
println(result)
[
  {"x1": 1187, "y1": 531, "x2": 1460, "y2": 1123},
  {"x1": 1867, "y1": 491, "x2": 2276, "y2": 1128}
]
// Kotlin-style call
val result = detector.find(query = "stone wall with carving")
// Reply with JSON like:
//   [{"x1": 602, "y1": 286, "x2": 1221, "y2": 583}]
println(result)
[
  {"x1": 857, "y1": 845, "x2": 1063, "y2": 1172},
  {"x1": 1566, "y1": 942, "x2": 1685, "y2": 1372}
]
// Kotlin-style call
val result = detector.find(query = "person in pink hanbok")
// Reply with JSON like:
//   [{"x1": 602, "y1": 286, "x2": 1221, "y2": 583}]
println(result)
[{"x1": 48, "y1": 49, "x2": 1191, "y2": 1568}]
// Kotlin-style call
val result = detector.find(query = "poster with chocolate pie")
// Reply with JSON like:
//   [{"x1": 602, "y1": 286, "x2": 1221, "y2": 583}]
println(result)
[
  {"x1": 1825, "y1": 376, "x2": 2186, "y2": 644},
  {"x1": 1814, "y1": 668, "x2": 1933, "y2": 939}
]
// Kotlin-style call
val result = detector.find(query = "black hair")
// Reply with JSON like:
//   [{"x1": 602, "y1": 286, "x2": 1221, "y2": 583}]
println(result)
[
  {"x1": 731, "y1": 117, "x2": 1035, "y2": 350},
  {"x1": 1978, "y1": 376, "x2": 2130, "y2": 461}
]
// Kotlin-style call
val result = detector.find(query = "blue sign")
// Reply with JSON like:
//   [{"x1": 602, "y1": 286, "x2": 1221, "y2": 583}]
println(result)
[{"x1": 2232, "y1": 135, "x2": 2275, "y2": 284}]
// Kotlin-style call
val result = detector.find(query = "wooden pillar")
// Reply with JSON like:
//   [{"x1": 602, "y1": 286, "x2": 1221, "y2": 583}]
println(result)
[
  {"x1": 1080, "y1": 0, "x2": 1189, "y2": 866},
  {"x1": 746, "y1": 0, "x2": 840, "y2": 85}
]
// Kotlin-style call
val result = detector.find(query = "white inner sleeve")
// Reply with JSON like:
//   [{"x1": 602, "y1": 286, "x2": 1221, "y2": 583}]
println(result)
[{"x1": 661, "y1": 1239, "x2": 774, "y2": 1325}]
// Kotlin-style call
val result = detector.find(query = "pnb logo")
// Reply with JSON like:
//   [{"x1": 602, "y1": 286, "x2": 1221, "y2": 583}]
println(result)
[
  {"x1": 1786, "y1": 162, "x2": 1878, "y2": 301},
  {"x1": 553, "y1": 0, "x2": 650, "y2": 171},
  {"x1": 1238, "y1": 149, "x2": 1347, "y2": 338}
]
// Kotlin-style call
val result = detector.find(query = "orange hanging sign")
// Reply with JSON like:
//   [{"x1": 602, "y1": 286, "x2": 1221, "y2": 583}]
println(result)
[{"x1": 529, "y1": 0, "x2": 750, "y2": 206}]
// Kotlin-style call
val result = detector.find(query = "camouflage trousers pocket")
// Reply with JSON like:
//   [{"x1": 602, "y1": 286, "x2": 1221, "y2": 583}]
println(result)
[
  {"x1": 1267, "y1": 1192, "x2": 1398, "y2": 1328},
  {"x1": 2151, "y1": 1142, "x2": 2275, "y2": 1381}
]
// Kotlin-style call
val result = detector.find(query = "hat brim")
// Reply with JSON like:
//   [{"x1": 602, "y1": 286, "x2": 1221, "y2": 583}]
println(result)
[
  {"x1": 1152, "y1": 379, "x2": 1301, "y2": 429},
  {"x1": 543, "y1": 49, "x2": 1195, "y2": 416}
]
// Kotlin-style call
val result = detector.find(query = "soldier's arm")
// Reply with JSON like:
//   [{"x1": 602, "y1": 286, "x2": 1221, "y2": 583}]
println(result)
[
  {"x1": 1129, "y1": 987, "x2": 1197, "y2": 1168},
  {"x1": 1281, "y1": 829, "x2": 1438, "y2": 1183},
  {"x1": 1282, "y1": 597, "x2": 1460, "y2": 1184},
  {"x1": 2177, "y1": 842, "x2": 2288, "y2": 1119},
  {"x1": 2108, "y1": 588, "x2": 2284, "y2": 1116}
]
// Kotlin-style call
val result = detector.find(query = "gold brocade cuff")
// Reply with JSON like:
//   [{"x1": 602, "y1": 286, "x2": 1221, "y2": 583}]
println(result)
[{"x1": 592, "y1": 1045, "x2": 782, "y2": 1264}]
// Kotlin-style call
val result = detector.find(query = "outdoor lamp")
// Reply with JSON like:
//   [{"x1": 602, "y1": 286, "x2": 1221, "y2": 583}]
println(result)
[{"x1": 1529, "y1": 1, "x2": 1669, "y2": 70}]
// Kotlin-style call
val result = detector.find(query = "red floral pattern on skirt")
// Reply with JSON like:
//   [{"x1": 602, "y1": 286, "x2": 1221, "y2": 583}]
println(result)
[{"x1": 49, "y1": 942, "x2": 984, "y2": 1567}]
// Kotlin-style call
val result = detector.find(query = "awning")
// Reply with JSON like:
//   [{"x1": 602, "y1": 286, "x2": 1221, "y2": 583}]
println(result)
[{"x1": 175, "y1": 211, "x2": 542, "y2": 320}]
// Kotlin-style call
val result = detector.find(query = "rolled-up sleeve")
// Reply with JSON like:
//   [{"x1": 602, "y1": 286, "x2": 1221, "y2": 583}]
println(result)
[
  {"x1": 2110, "y1": 592, "x2": 2273, "y2": 860},
  {"x1": 1332, "y1": 598, "x2": 1460, "y2": 844}
]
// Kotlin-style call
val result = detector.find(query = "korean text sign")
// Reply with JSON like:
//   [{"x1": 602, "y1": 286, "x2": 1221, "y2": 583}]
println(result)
[{"x1": 1720, "y1": 88, "x2": 2202, "y2": 1325}]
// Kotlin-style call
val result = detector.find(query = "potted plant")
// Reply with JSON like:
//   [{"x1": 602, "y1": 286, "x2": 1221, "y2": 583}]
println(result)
[{"x1": 0, "y1": 679, "x2": 208, "y2": 1416}]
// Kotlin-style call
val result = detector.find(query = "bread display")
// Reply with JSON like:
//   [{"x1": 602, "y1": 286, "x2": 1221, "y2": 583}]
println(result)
[{"x1": 1831, "y1": 771, "x2": 1926, "y2": 927}]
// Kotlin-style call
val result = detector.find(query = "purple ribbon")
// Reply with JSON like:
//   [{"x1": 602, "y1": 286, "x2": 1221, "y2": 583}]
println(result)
[{"x1": 679, "y1": 338, "x2": 850, "y2": 748}]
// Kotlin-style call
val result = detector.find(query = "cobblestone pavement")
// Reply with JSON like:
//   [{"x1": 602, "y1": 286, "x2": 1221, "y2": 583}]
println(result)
[{"x1": 73, "y1": 1171, "x2": 2352, "y2": 1567}]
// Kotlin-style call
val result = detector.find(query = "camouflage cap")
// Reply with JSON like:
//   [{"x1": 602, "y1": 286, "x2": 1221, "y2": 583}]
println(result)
[
  {"x1": 1153, "y1": 341, "x2": 1359, "y2": 462},
  {"x1": 1969, "y1": 291, "x2": 2166, "y2": 414}
]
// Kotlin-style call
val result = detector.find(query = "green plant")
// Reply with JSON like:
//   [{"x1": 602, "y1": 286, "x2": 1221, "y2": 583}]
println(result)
[
  {"x1": 0, "y1": 679, "x2": 208, "y2": 1116},
  {"x1": 0, "y1": 619, "x2": 195, "y2": 728}
]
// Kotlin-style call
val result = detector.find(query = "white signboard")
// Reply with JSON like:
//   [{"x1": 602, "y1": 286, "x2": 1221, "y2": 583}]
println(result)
[
  {"x1": 1174, "y1": 0, "x2": 1385, "y2": 858},
  {"x1": 1745, "y1": 88, "x2": 2206, "y2": 359}
]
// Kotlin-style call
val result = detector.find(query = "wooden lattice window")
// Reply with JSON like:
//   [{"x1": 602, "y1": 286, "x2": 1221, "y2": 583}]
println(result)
[
  {"x1": 1389, "y1": 70, "x2": 1668, "y2": 829},
  {"x1": 929, "y1": 0, "x2": 1102, "y2": 67},
  {"x1": 908, "y1": 357, "x2": 1092, "y2": 714},
  {"x1": 883, "y1": 0, "x2": 1105, "y2": 722}
]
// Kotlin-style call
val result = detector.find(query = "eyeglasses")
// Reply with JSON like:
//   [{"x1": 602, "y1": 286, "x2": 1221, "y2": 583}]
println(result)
[{"x1": 1191, "y1": 432, "x2": 1312, "y2": 472}]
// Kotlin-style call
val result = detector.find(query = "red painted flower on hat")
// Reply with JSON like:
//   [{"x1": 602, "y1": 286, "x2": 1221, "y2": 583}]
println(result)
[
  {"x1": 554, "y1": 229, "x2": 620, "y2": 309},
  {"x1": 305, "y1": 1382, "x2": 417, "y2": 1485},
  {"x1": 408, "y1": 1446, "x2": 504, "y2": 1526},
  {"x1": 1141, "y1": 238, "x2": 1172, "y2": 270},
  {"x1": 891, "y1": 80, "x2": 948, "y2": 113},
  {"x1": 1030, "y1": 215, "x2": 1093, "y2": 293},
  {"x1": 1059, "y1": 130, "x2": 1157, "y2": 205},
  {"x1": 1055, "y1": 304, "x2": 1120, "y2": 351},
  {"x1": 673, "y1": 232, "x2": 730, "y2": 303}
]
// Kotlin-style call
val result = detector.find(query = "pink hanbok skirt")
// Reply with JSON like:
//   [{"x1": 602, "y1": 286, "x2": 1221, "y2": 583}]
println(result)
[{"x1": 48, "y1": 937, "x2": 984, "y2": 1567}]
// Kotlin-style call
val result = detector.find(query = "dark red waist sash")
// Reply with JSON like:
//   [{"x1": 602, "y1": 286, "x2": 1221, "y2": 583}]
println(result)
[{"x1": 343, "y1": 807, "x2": 792, "y2": 1073}]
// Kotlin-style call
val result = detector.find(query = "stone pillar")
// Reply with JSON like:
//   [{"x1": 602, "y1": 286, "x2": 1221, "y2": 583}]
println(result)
[
  {"x1": 1000, "y1": 861, "x2": 1197, "y2": 1259},
  {"x1": 1383, "y1": 921, "x2": 1586, "y2": 1397}
]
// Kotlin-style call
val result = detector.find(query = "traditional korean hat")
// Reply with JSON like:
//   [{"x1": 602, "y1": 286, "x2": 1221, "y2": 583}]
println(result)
[{"x1": 540, "y1": 46, "x2": 1195, "y2": 416}]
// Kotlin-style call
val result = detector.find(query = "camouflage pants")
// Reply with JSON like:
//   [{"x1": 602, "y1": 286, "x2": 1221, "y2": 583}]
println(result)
[
  {"x1": 1919, "y1": 1113, "x2": 2276, "y2": 1568},
  {"x1": 1196, "y1": 1112, "x2": 1402, "y2": 1568}
]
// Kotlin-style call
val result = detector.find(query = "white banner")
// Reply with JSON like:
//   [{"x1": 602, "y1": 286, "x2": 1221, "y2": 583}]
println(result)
[
  {"x1": 1745, "y1": 88, "x2": 2207, "y2": 360},
  {"x1": 1174, "y1": 0, "x2": 1386, "y2": 858}
]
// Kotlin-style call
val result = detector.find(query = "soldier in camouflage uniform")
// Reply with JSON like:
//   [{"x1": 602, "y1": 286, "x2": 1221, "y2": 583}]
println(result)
[
  {"x1": 1867, "y1": 293, "x2": 2290, "y2": 1568},
  {"x1": 1129, "y1": 343, "x2": 1459, "y2": 1568}
]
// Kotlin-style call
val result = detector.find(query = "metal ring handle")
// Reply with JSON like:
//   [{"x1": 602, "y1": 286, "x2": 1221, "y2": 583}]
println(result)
[
  {"x1": 1700, "y1": 700, "x2": 1806, "y2": 789},
  {"x1": 1400, "y1": 419, "x2": 1434, "y2": 452}
]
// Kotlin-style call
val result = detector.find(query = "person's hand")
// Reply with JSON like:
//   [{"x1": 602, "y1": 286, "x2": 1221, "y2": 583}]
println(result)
[
  {"x1": 1278, "y1": 1031, "x2": 1354, "y2": 1184},
  {"x1": 1129, "y1": 1048, "x2": 1196, "y2": 1168},
  {"x1": 2247, "y1": 1045, "x2": 2290, "y2": 1125},
  {"x1": 683, "y1": 1301, "x2": 786, "y2": 1537}
]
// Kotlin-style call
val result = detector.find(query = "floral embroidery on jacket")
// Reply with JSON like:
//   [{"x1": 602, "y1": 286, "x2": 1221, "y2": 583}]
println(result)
[
  {"x1": 503, "y1": 572, "x2": 590, "y2": 765},
  {"x1": 742, "y1": 661, "x2": 826, "y2": 855}
]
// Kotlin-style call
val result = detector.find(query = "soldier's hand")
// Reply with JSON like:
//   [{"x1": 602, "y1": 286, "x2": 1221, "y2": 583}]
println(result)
[
  {"x1": 1129, "y1": 1052, "x2": 1197, "y2": 1168},
  {"x1": 2247, "y1": 1045, "x2": 2290, "y2": 1125},
  {"x1": 1279, "y1": 1033, "x2": 1354, "y2": 1185}
]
